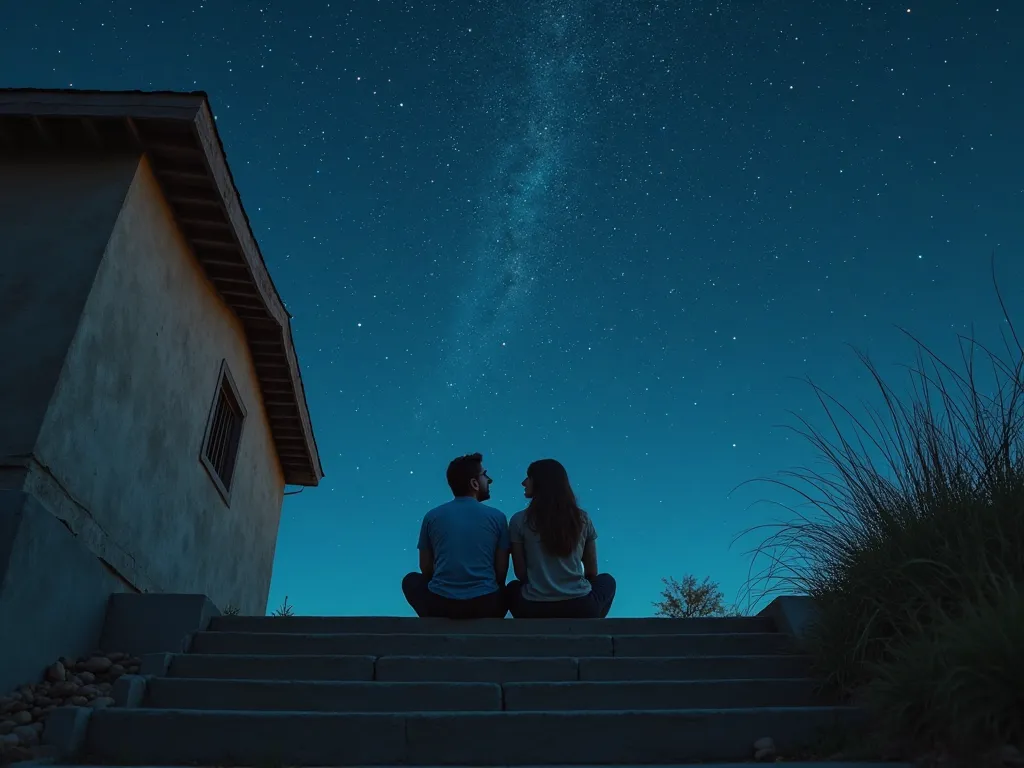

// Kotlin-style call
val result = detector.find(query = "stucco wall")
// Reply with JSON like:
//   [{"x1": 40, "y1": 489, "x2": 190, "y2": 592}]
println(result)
[
  {"x1": 0, "y1": 153, "x2": 140, "y2": 466},
  {"x1": 0, "y1": 491, "x2": 129, "y2": 694},
  {"x1": 33, "y1": 156, "x2": 285, "y2": 616}
]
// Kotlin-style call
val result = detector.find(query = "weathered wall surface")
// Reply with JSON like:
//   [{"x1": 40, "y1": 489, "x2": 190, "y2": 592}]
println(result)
[
  {"x1": 0, "y1": 490, "x2": 129, "y2": 694},
  {"x1": 33, "y1": 156, "x2": 285, "y2": 616},
  {"x1": 0, "y1": 153, "x2": 140, "y2": 466}
]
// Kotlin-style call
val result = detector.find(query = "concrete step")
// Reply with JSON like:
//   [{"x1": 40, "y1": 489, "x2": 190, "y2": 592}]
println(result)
[
  {"x1": 168, "y1": 653, "x2": 811, "y2": 683},
  {"x1": 83, "y1": 706, "x2": 862, "y2": 765},
  {"x1": 578, "y1": 655, "x2": 811, "y2": 682},
  {"x1": 209, "y1": 615, "x2": 777, "y2": 635},
  {"x1": 503, "y1": 679, "x2": 818, "y2": 710},
  {"x1": 147, "y1": 678, "x2": 502, "y2": 711},
  {"x1": 169, "y1": 653, "x2": 377, "y2": 681},
  {"x1": 189, "y1": 631, "x2": 795, "y2": 658},
  {"x1": 143, "y1": 677, "x2": 817, "y2": 712},
  {"x1": 55, "y1": 764, "x2": 912, "y2": 768}
]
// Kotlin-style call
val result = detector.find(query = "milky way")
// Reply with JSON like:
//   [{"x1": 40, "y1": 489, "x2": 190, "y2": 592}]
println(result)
[{"x1": 423, "y1": 1, "x2": 597, "y2": 412}]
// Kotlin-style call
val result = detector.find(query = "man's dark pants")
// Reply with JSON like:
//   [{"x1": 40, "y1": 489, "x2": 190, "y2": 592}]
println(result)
[
  {"x1": 505, "y1": 574, "x2": 617, "y2": 619},
  {"x1": 402, "y1": 572, "x2": 508, "y2": 619}
]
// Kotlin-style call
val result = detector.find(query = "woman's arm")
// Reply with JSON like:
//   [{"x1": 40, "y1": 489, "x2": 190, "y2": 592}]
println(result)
[
  {"x1": 582, "y1": 539, "x2": 598, "y2": 581},
  {"x1": 511, "y1": 542, "x2": 529, "y2": 582}
]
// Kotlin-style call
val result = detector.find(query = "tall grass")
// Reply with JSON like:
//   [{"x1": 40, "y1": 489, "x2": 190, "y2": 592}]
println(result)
[{"x1": 737, "y1": 260, "x2": 1024, "y2": 757}]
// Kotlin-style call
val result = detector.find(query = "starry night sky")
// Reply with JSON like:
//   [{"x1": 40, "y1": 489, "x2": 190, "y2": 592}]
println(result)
[{"x1": 4, "y1": 2, "x2": 1022, "y2": 616}]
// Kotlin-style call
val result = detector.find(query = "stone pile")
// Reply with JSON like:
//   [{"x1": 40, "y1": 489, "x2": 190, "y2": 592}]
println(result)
[{"x1": 0, "y1": 651, "x2": 140, "y2": 764}]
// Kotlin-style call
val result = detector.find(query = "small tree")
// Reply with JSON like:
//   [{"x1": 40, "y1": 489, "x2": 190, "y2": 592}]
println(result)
[{"x1": 654, "y1": 574, "x2": 738, "y2": 618}]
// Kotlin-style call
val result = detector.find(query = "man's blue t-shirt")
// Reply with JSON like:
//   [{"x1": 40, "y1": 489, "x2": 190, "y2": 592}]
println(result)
[{"x1": 417, "y1": 497, "x2": 510, "y2": 599}]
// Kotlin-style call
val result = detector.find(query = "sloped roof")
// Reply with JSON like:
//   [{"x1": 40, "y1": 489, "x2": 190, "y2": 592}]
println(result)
[{"x1": 0, "y1": 89, "x2": 322, "y2": 486}]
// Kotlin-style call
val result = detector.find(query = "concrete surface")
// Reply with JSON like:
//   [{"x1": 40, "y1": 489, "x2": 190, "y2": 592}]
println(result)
[
  {"x1": 142, "y1": 677, "x2": 816, "y2": 712},
  {"x1": 208, "y1": 615, "x2": 778, "y2": 635},
  {"x1": 375, "y1": 655, "x2": 582, "y2": 683},
  {"x1": 146, "y1": 678, "x2": 504, "y2": 712},
  {"x1": 612, "y1": 632, "x2": 795, "y2": 657},
  {"x1": 82, "y1": 707, "x2": 864, "y2": 765},
  {"x1": 189, "y1": 630, "x2": 796, "y2": 658},
  {"x1": 0, "y1": 490, "x2": 128, "y2": 693},
  {"x1": 169, "y1": 652, "x2": 377, "y2": 681},
  {"x1": 100, "y1": 593, "x2": 219, "y2": 655},
  {"x1": 70, "y1": 612, "x2": 875, "y2": 766},
  {"x1": 502, "y1": 679, "x2": 818, "y2": 710},
  {"x1": 758, "y1": 596, "x2": 820, "y2": 645},
  {"x1": 190, "y1": 631, "x2": 618, "y2": 657},
  {"x1": 28, "y1": 156, "x2": 285, "y2": 615},
  {"x1": 577, "y1": 654, "x2": 811, "y2": 681}
]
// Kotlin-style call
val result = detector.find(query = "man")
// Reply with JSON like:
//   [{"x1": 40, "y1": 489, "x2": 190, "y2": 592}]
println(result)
[{"x1": 401, "y1": 452, "x2": 510, "y2": 619}]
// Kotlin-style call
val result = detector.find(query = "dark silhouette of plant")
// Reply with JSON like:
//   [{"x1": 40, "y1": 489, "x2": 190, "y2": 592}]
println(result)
[
  {"x1": 653, "y1": 574, "x2": 739, "y2": 617},
  {"x1": 271, "y1": 596, "x2": 295, "y2": 617},
  {"x1": 734, "y1": 255, "x2": 1024, "y2": 758}
]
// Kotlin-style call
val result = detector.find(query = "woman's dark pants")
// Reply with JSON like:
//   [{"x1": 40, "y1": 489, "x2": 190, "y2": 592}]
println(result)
[{"x1": 505, "y1": 574, "x2": 617, "y2": 619}]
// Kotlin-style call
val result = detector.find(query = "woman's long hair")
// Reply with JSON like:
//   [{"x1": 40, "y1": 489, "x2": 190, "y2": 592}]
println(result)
[{"x1": 524, "y1": 459, "x2": 587, "y2": 558}]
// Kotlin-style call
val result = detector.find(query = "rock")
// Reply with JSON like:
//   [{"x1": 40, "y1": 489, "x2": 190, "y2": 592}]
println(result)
[
  {"x1": 0, "y1": 720, "x2": 13, "y2": 735},
  {"x1": 0, "y1": 732, "x2": 20, "y2": 747},
  {"x1": 34, "y1": 696, "x2": 53, "y2": 707},
  {"x1": 109, "y1": 663, "x2": 126, "y2": 678},
  {"x1": 97, "y1": 682, "x2": 112, "y2": 694},
  {"x1": 30, "y1": 722, "x2": 43, "y2": 734},
  {"x1": 29, "y1": 707, "x2": 42, "y2": 719},
  {"x1": 41, "y1": 705, "x2": 56, "y2": 715},
  {"x1": 753, "y1": 736, "x2": 776, "y2": 762},
  {"x1": 69, "y1": 696, "x2": 88, "y2": 707},
  {"x1": 89, "y1": 697, "x2": 115, "y2": 709},
  {"x1": 6, "y1": 745, "x2": 35, "y2": 762},
  {"x1": 12, "y1": 724, "x2": 39, "y2": 746},
  {"x1": 77, "y1": 671, "x2": 96, "y2": 684},
  {"x1": 45, "y1": 661, "x2": 66, "y2": 683},
  {"x1": 81, "y1": 656, "x2": 112, "y2": 674},
  {"x1": 999, "y1": 745, "x2": 1024, "y2": 766},
  {"x1": 10, "y1": 711, "x2": 31, "y2": 726},
  {"x1": 50, "y1": 681, "x2": 78, "y2": 697},
  {"x1": 78, "y1": 685, "x2": 100, "y2": 699},
  {"x1": 107, "y1": 652, "x2": 126, "y2": 662},
  {"x1": 0, "y1": 698, "x2": 13, "y2": 715}
]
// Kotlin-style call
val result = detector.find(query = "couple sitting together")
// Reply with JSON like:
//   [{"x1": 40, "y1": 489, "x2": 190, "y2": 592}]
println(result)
[{"x1": 402, "y1": 452, "x2": 616, "y2": 619}]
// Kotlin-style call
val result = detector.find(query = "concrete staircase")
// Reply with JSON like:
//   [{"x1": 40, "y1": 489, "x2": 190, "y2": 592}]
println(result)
[{"x1": 72, "y1": 614, "x2": 861, "y2": 765}]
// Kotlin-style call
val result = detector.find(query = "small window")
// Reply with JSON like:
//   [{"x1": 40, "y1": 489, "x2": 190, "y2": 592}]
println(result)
[{"x1": 201, "y1": 361, "x2": 246, "y2": 502}]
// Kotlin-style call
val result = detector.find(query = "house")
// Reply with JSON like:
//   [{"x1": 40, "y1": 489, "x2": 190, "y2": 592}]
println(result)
[{"x1": 0, "y1": 89, "x2": 323, "y2": 693}]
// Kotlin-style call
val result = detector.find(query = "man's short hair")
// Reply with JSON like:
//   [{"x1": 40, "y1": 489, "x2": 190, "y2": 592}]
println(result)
[{"x1": 447, "y1": 452, "x2": 483, "y2": 497}]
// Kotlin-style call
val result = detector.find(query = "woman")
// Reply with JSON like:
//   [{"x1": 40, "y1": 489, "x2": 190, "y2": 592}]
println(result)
[{"x1": 505, "y1": 459, "x2": 616, "y2": 619}]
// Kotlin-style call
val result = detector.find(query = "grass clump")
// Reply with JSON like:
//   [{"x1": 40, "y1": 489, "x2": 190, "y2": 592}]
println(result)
[{"x1": 739, "y1": 260, "x2": 1024, "y2": 760}]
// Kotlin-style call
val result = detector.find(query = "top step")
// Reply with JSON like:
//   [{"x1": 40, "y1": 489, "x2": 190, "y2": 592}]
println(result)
[{"x1": 209, "y1": 616, "x2": 777, "y2": 635}]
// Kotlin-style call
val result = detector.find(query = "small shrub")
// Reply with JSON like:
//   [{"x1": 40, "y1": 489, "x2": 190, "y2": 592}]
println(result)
[
  {"x1": 222, "y1": 604, "x2": 241, "y2": 616},
  {"x1": 272, "y1": 596, "x2": 295, "y2": 617}
]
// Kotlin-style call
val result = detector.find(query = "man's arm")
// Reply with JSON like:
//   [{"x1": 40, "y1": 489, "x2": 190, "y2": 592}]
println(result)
[
  {"x1": 417, "y1": 516, "x2": 434, "y2": 578},
  {"x1": 419, "y1": 547, "x2": 435, "y2": 579},
  {"x1": 494, "y1": 515, "x2": 511, "y2": 586}
]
